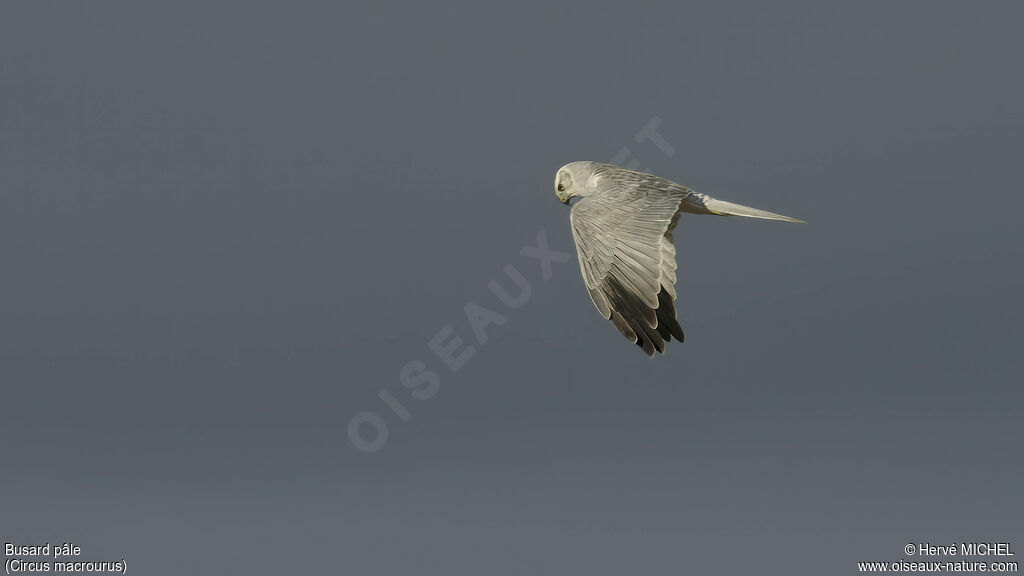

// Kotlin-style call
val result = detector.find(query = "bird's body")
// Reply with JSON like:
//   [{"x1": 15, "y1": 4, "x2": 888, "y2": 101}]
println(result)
[{"x1": 556, "y1": 161, "x2": 802, "y2": 357}]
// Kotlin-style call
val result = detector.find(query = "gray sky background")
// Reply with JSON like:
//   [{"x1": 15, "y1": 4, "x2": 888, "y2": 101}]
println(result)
[{"x1": 2, "y1": 2, "x2": 1022, "y2": 575}]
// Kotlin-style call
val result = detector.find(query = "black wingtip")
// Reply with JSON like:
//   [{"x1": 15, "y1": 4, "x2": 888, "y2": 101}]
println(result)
[
  {"x1": 655, "y1": 287, "x2": 685, "y2": 344},
  {"x1": 603, "y1": 278, "x2": 684, "y2": 357}
]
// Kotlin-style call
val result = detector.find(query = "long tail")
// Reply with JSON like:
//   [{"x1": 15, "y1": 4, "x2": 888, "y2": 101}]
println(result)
[{"x1": 682, "y1": 193, "x2": 805, "y2": 223}]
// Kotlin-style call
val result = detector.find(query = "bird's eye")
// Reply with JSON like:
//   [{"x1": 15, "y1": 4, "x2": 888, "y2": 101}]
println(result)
[{"x1": 557, "y1": 184, "x2": 566, "y2": 192}]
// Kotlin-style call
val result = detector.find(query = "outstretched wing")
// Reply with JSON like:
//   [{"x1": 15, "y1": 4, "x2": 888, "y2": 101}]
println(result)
[{"x1": 569, "y1": 172, "x2": 689, "y2": 356}]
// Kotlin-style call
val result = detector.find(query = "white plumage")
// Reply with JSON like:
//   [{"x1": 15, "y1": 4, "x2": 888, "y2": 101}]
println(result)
[{"x1": 556, "y1": 161, "x2": 802, "y2": 356}]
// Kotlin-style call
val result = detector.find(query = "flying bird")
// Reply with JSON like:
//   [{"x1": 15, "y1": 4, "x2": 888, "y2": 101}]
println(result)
[{"x1": 556, "y1": 161, "x2": 802, "y2": 357}]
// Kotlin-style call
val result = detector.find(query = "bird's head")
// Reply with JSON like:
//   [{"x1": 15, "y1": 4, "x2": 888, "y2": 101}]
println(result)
[{"x1": 554, "y1": 161, "x2": 594, "y2": 205}]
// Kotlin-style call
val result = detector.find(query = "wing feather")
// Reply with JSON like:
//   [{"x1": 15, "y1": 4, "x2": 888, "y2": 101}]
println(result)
[{"x1": 569, "y1": 167, "x2": 690, "y2": 356}]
